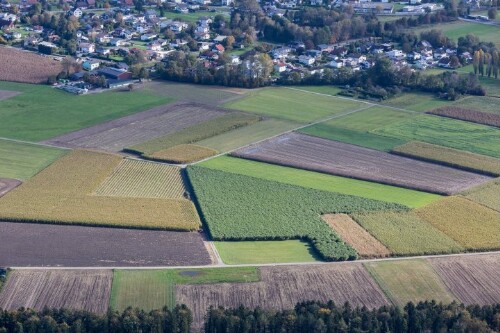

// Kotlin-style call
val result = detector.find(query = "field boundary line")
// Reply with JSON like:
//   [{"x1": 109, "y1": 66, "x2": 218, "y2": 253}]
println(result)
[
  {"x1": 0, "y1": 136, "x2": 72, "y2": 150},
  {"x1": 10, "y1": 250, "x2": 500, "y2": 270},
  {"x1": 190, "y1": 104, "x2": 375, "y2": 165}
]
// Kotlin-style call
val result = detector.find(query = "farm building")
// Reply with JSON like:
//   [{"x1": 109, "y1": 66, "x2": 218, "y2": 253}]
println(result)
[{"x1": 97, "y1": 67, "x2": 132, "y2": 81}]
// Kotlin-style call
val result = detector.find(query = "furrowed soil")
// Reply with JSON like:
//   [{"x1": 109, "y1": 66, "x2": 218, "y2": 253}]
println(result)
[
  {"x1": 0, "y1": 222, "x2": 211, "y2": 266},
  {"x1": 322, "y1": 214, "x2": 391, "y2": 258},
  {"x1": 0, "y1": 178, "x2": 21, "y2": 197},
  {"x1": 0, "y1": 47, "x2": 62, "y2": 84},
  {"x1": 233, "y1": 132, "x2": 492, "y2": 195},
  {"x1": 177, "y1": 264, "x2": 390, "y2": 329},
  {"x1": 0, "y1": 270, "x2": 112, "y2": 313},
  {"x1": 44, "y1": 103, "x2": 228, "y2": 151},
  {"x1": 430, "y1": 254, "x2": 500, "y2": 305}
]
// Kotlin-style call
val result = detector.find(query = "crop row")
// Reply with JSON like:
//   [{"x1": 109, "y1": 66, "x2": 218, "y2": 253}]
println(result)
[
  {"x1": 428, "y1": 106, "x2": 500, "y2": 128},
  {"x1": 187, "y1": 166, "x2": 407, "y2": 261}
]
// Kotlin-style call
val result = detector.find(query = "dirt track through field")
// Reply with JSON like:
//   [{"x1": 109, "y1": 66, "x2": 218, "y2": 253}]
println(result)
[
  {"x1": 43, "y1": 103, "x2": 228, "y2": 151},
  {"x1": 0, "y1": 270, "x2": 112, "y2": 313},
  {"x1": 0, "y1": 222, "x2": 211, "y2": 267},
  {"x1": 177, "y1": 264, "x2": 390, "y2": 329},
  {"x1": 0, "y1": 90, "x2": 20, "y2": 101},
  {"x1": 233, "y1": 133, "x2": 492, "y2": 194},
  {"x1": 0, "y1": 178, "x2": 21, "y2": 197}
]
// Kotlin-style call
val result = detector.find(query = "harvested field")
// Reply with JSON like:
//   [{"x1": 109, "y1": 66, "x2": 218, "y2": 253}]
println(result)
[
  {"x1": 0, "y1": 150, "x2": 201, "y2": 230},
  {"x1": 392, "y1": 141, "x2": 500, "y2": 176},
  {"x1": 0, "y1": 178, "x2": 21, "y2": 197},
  {"x1": 148, "y1": 144, "x2": 218, "y2": 164},
  {"x1": 415, "y1": 197, "x2": 500, "y2": 251},
  {"x1": 430, "y1": 254, "x2": 500, "y2": 305},
  {"x1": 428, "y1": 106, "x2": 500, "y2": 128},
  {"x1": 0, "y1": 222, "x2": 211, "y2": 266},
  {"x1": 462, "y1": 178, "x2": 500, "y2": 212},
  {"x1": 0, "y1": 47, "x2": 62, "y2": 83},
  {"x1": 0, "y1": 90, "x2": 19, "y2": 101},
  {"x1": 232, "y1": 132, "x2": 492, "y2": 195},
  {"x1": 94, "y1": 159, "x2": 186, "y2": 199},
  {"x1": 177, "y1": 264, "x2": 390, "y2": 329},
  {"x1": 0, "y1": 270, "x2": 112, "y2": 313},
  {"x1": 44, "y1": 103, "x2": 227, "y2": 152},
  {"x1": 322, "y1": 214, "x2": 390, "y2": 258},
  {"x1": 351, "y1": 211, "x2": 463, "y2": 255},
  {"x1": 364, "y1": 260, "x2": 457, "y2": 306}
]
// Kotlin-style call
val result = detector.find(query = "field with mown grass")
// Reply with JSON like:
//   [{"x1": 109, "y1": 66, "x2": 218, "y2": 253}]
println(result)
[
  {"x1": 380, "y1": 92, "x2": 451, "y2": 112},
  {"x1": 199, "y1": 156, "x2": 440, "y2": 208},
  {"x1": 462, "y1": 178, "x2": 500, "y2": 212},
  {"x1": 0, "y1": 81, "x2": 172, "y2": 141}
]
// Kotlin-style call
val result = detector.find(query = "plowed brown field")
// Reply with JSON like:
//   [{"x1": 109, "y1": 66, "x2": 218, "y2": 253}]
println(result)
[{"x1": 0, "y1": 47, "x2": 62, "y2": 83}]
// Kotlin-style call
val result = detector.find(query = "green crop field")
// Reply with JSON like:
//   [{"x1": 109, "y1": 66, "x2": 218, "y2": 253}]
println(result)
[
  {"x1": 187, "y1": 166, "x2": 406, "y2": 261},
  {"x1": 224, "y1": 87, "x2": 364, "y2": 123},
  {"x1": 0, "y1": 139, "x2": 67, "y2": 180},
  {"x1": 199, "y1": 156, "x2": 440, "y2": 208},
  {"x1": 0, "y1": 81, "x2": 172, "y2": 141},
  {"x1": 110, "y1": 267, "x2": 260, "y2": 311},
  {"x1": 452, "y1": 96, "x2": 500, "y2": 115},
  {"x1": 373, "y1": 114, "x2": 500, "y2": 158},
  {"x1": 196, "y1": 119, "x2": 299, "y2": 152},
  {"x1": 0, "y1": 150, "x2": 200, "y2": 230},
  {"x1": 381, "y1": 92, "x2": 451, "y2": 112},
  {"x1": 215, "y1": 240, "x2": 321, "y2": 265},
  {"x1": 462, "y1": 179, "x2": 500, "y2": 212},
  {"x1": 392, "y1": 141, "x2": 500, "y2": 176},
  {"x1": 412, "y1": 21, "x2": 500, "y2": 47},
  {"x1": 415, "y1": 197, "x2": 500, "y2": 251},
  {"x1": 94, "y1": 159, "x2": 187, "y2": 199},
  {"x1": 365, "y1": 260, "x2": 457, "y2": 306},
  {"x1": 351, "y1": 211, "x2": 464, "y2": 255}
]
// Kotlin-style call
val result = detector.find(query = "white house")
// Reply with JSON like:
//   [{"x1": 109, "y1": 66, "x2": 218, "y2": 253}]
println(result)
[
  {"x1": 83, "y1": 60, "x2": 100, "y2": 71},
  {"x1": 78, "y1": 42, "x2": 95, "y2": 53},
  {"x1": 328, "y1": 60, "x2": 343, "y2": 68},
  {"x1": 298, "y1": 55, "x2": 315, "y2": 66}
]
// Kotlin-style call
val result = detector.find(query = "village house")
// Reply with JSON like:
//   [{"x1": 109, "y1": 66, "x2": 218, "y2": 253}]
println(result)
[
  {"x1": 78, "y1": 42, "x2": 95, "y2": 54},
  {"x1": 298, "y1": 55, "x2": 315, "y2": 66},
  {"x1": 83, "y1": 60, "x2": 100, "y2": 71}
]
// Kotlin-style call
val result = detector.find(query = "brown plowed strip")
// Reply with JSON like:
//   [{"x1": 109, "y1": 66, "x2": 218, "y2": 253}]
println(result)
[
  {"x1": 429, "y1": 254, "x2": 500, "y2": 305},
  {"x1": 0, "y1": 178, "x2": 21, "y2": 197},
  {"x1": 322, "y1": 214, "x2": 391, "y2": 258}
]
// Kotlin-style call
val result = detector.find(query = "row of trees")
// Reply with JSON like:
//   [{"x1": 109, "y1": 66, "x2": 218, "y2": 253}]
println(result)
[{"x1": 473, "y1": 49, "x2": 500, "y2": 79}]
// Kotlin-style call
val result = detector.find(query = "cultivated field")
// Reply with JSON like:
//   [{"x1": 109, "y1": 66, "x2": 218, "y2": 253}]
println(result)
[
  {"x1": 380, "y1": 92, "x2": 450, "y2": 112},
  {"x1": 0, "y1": 81, "x2": 171, "y2": 141},
  {"x1": 373, "y1": 115, "x2": 500, "y2": 158},
  {"x1": 364, "y1": 260, "x2": 456, "y2": 306},
  {"x1": 110, "y1": 268, "x2": 259, "y2": 312},
  {"x1": 0, "y1": 178, "x2": 21, "y2": 197},
  {"x1": 199, "y1": 157, "x2": 440, "y2": 208},
  {"x1": 322, "y1": 214, "x2": 391, "y2": 258},
  {"x1": 0, "y1": 90, "x2": 19, "y2": 101},
  {"x1": 454, "y1": 96, "x2": 500, "y2": 114},
  {"x1": 462, "y1": 178, "x2": 500, "y2": 212},
  {"x1": 351, "y1": 211, "x2": 463, "y2": 255},
  {"x1": 428, "y1": 106, "x2": 500, "y2": 128},
  {"x1": 0, "y1": 47, "x2": 62, "y2": 83},
  {"x1": 233, "y1": 133, "x2": 491, "y2": 195},
  {"x1": 177, "y1": 264, "x2": 390, "y2": 328},
  {"x1": 224, "y1": 87, "x2": 364, "y2": 123},
  {"x1": 0, "y1": 139, "x2": 67, "y2": 180},
  {"x1": 415, "y1": 197, "x2": 500, "y2": 251},
  {"x1": 188, "y1": 166, "x2": 405, "y2": 261},
  {"x1": 0, "y1": 151, "x2": 201, "y2": 230},
  {"x1": 430, "y1": 254, "x2": 500, "y2": 305},
  {"x1": 94, "y1": 159, "x2": 186, "y2": 199},
  {"x1": 147, "y1": 144, "x2": 219, "y2": 164},
  {"x1": 45, "y1": 103, "x2": 227, "y2": 152},
  {"x1": 0, "y1": 270, "x2": 112, "y2": 313},
  {"x1": 0, "y1": 222, "x2": 211, "y2": 266},
  {"x1": 392, "y1": 141, "x2": 500, "y2": 176}
]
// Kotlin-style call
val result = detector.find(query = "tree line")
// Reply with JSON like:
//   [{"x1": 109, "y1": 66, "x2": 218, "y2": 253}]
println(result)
[{"x1": 1, "y1": 301, "x2": 500, "y2": 333}]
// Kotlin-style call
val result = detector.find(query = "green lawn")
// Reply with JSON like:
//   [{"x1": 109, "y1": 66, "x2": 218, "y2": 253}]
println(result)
[
  {"x1": 224, "y1": 87, "x2": 364, "y2": 123},
  {"x1": 478, "y1": 77, "x2": 500, "y2": 97},
  {"x1": 110, "y1": 267, "x2": 260, "y2": 312},
  {"x1": 215, "y1": 240, "x2": 321, "y2": 265},
  {"x1": 199, "y1": 156, "x2": 440, "y2": 208},
  {"x1": 453, "y1": 96, "x2": 500, "y2": 114},
  {"x1": 0, "y1": 139, "x2": 67, "y2": 180},
  {"x1": 381, "y1": 92, "x2": 451, "y2": 112},
  {"x1": 0, "y1": 81, "x2": 172, "y2": 141},
  {"x1": 196, "y1": 119, "x2": 299, "y2": 152},
  {"x1": 373, "y1": 114, "x2": 500, "y2": 158},
  {"x1": 364, "y1": 260, "x2": 457, "y2": 306}
]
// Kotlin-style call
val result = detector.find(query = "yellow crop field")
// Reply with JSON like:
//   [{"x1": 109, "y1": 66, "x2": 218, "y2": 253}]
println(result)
[
  {"x1": 461, "y1": 179, "x2": 500, "y2": 212},
  {"x1": 147, "y1": 144, "x2": 218, "y2": 164},
  {"x1": 0, "y1": 151, "x2": 200, "y2": 230}
]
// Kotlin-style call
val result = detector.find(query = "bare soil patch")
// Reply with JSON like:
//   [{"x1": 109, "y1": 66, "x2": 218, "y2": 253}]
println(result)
[
  {"x1": 0, "y1": 178, "x2": 21, "y2": 198},
  {"x1": 0, "y1": 270, "x2": 112, "y2": 313},
  {"x1": 0, "y1": 90, "x2": 20, "y2": 101},
  {"x1": 44, "y1": 102, "x2": 228, "y2": 152},
  {"x1": 0, "y1": 47, "x2": 62, "y2": 83},
  {"x1": 429, "y1": 254, "x2": 500, "y2": 305},
  {"x1": 233, "y1": 133, "x2": 492, "y2": 195},
  {"x1": 177, "y1": 264, "x2": 389, "y2": 329},
  {"x1": 0, "y1": 222, "x2": 211, "y2": 267},
  {"x1": 322, "y1": 214, "x2": 391, "y2": 258}
]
